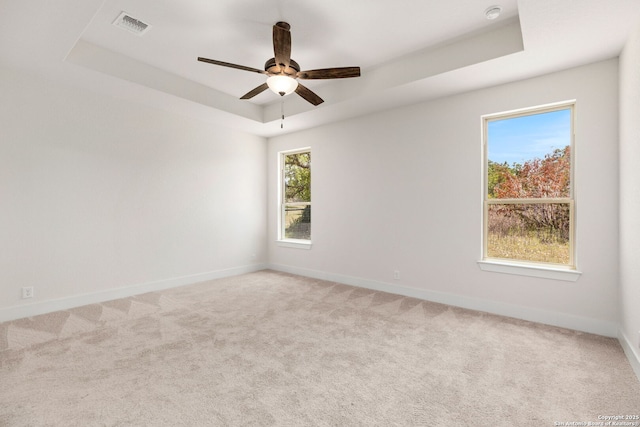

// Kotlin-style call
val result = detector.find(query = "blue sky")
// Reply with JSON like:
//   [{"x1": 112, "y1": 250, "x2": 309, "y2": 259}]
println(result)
[{"x1": 487, "y1": 108, "x2": 571, "y2": 165}]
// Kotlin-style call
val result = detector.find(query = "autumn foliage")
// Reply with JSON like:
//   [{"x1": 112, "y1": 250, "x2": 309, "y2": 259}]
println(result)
[
  {"x1": 491, "y1": 146, "x2": 570, "y2": 199},
  {"x1": 488, "y1": 146, "x2": 571, "y2": 243}
]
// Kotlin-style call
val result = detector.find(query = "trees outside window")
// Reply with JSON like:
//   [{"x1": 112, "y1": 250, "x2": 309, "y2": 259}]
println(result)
[
  {"x1": 483, "y1": 104, "x2": 575, "y2": 267},
  {"x1": 281, "y1": 150, "x2": 311, "y2": 241}
]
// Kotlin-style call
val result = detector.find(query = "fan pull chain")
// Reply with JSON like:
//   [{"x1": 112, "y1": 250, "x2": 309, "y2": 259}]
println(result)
[{"x1": 280, "y1": 97, "x2": 285, "y2": 129}]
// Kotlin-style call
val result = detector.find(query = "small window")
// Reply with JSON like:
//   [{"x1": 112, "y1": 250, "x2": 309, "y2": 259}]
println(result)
[
  {"x1": 482, "y1": 102, "x2": 575, "y2": 268},
  {"x1": 280, "y1": 149, "x2": 311, "y2": 242}
]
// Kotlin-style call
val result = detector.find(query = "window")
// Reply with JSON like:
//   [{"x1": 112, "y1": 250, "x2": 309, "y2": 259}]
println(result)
[
  {"x1": 482, "y1": 102, "x2": 575, "y2": 269},
  {"x1": 280, "y1": 149, "x2": 311, "y2": 243}
]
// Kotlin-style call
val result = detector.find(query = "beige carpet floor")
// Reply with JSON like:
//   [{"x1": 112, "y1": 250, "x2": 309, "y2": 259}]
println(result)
[{"x1": 1, "y1": 270, "x2": 639, "y2": 426}]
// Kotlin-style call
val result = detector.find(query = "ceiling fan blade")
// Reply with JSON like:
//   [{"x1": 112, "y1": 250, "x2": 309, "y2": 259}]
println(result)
[
  {"x1": 197, "y1": 57, "x2": 266, "y2": 75},
  {"x1": 297, "y1": 67, "x2": 361, "y2": 80},
  {"x1": 295, "y1": 83, "x2": 324, "y2": 106},
  {"x1": 273, "y1": 22, "x2": 292, "y2": 71},
  {"x1": 240, "y1": 83, "x2": 269, "y2": 100}
]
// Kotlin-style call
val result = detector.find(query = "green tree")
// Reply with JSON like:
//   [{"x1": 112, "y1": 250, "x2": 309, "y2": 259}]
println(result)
[
  {"x1": 284, "y1": 152, "x2": 310, "y2": 202},
  {"x1": 487, "y1": 160, "x2": 513, "y2": 198},
  {"x1": 284, "y1": 152, "x2": 311, "y2": 239}
]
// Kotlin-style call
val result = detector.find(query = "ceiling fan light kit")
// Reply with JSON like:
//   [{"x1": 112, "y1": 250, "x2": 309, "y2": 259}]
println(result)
[
  {"x1": 197, "y1": 21, "x2": 361, "y2": 106},
  {"x1": 267, "y1": 75, "x2": 298, "y2": 96}
]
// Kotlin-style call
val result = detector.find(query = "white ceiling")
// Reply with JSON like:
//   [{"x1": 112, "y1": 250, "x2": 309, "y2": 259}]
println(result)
[{"x1": 1, "y1": 0, "x2": 639, "y2": 137}]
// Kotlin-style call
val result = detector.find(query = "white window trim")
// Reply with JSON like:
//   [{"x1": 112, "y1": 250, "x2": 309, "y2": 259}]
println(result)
[
  {"x1": 277, "y1": 147, "x2": 312, "y2": 248},
  {"x1": 480, "y1": 101, "x2": 578, "y2": 279},
  {"x1": 477, "y1": 260, "x2": 581, "y2": 282},
  {"x1": 276, "y1": 239, "x2": 312, "y2": 249}
]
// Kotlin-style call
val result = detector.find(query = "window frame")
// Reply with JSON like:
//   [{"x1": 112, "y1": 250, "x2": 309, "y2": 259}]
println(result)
[
  {"x1": 277, "y1": 147, "x2": 312, "y2": 248},
  {"x1": 480, "y1": 101, "x2": 579, "y2": 278}
]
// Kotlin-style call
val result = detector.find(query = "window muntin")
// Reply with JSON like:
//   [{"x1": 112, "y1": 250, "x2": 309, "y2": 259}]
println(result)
[
  {"x1": 483, "y1": 103, "x2": 575, "y2": 268},
  {"x1": 280, "y1": 149, "x2": 311, "y2": 241}
]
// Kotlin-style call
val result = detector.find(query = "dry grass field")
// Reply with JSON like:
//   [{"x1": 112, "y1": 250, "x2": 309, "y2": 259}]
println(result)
[{"x1": 487, "y1": 232, "x2": 569, "y2": 264}]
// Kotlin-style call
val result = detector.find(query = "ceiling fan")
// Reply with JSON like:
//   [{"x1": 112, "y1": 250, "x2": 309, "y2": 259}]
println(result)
[{"x1": 197, "y1": 22, "x2": 361, "y2": 106}]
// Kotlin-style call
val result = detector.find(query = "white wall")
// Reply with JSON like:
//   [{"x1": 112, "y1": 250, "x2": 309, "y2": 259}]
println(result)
[
  {"x1": 0, "y1": 55, "x2": 627, "y2": 342},
  {"x1": 0, "y1": 67, "x2": 267, "y2": 320},
  {"x1": 619, "y1": 20, "x2": 640, "y2": 367},
  {"x1": 268, "y1": 59, "x2": 619, "y2": 336}
]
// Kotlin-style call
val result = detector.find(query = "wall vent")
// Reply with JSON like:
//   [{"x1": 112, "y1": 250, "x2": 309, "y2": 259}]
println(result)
[{"x1": 112, "y1": 12, "x2": 151, "y2": 36}]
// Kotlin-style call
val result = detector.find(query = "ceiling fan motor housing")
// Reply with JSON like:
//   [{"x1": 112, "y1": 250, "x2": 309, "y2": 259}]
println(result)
[{"x1": 265, "y1": 57, "x2": 300, "y2": 76}]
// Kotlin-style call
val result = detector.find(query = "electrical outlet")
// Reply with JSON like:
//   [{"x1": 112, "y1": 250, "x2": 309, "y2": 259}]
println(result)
[
  {"x1": 393, "y1": 270, "x2": 400, "y2": 280},
  {"x1": 22, "y1": 287, "x2": 34, "y2": 299}
]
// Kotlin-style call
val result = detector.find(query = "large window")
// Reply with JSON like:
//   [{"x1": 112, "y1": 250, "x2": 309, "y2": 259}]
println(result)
[
  {"x1": 280, "y1": 149, "x2": 311, "y2": 242},
  {"x1": 482, "y1": 102, "x2": 575, "y2": 268}
]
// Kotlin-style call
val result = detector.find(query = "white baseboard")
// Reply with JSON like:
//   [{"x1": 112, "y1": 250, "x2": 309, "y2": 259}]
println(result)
[
  {"x1": 618, "y1": 329, "x2": 640, "y2": 383},
  {"x1": 0, "y1": 263, "x2": 267, "y2": 323},
  {"x1": 268, "y1": 263, "x2": 618, "y2": 338}
]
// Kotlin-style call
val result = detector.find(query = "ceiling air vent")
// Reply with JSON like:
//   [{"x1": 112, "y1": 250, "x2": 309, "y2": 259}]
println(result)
[{"x1": 112, "y1": 12, "x2": 151, "y2": 36}]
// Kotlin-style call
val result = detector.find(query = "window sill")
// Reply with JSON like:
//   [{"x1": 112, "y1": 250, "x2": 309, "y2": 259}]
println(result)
[
  {"x1": 477, "y1": 260, "x2": 581, "y2": 282},
  {"x1": 276, "y1": 239, "x2": 312, "y2": 250}
]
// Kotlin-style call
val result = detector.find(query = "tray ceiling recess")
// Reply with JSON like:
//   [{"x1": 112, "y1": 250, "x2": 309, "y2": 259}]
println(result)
[{"x1": 29, "y1": 0, "x2": 636, "y2": 136}]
